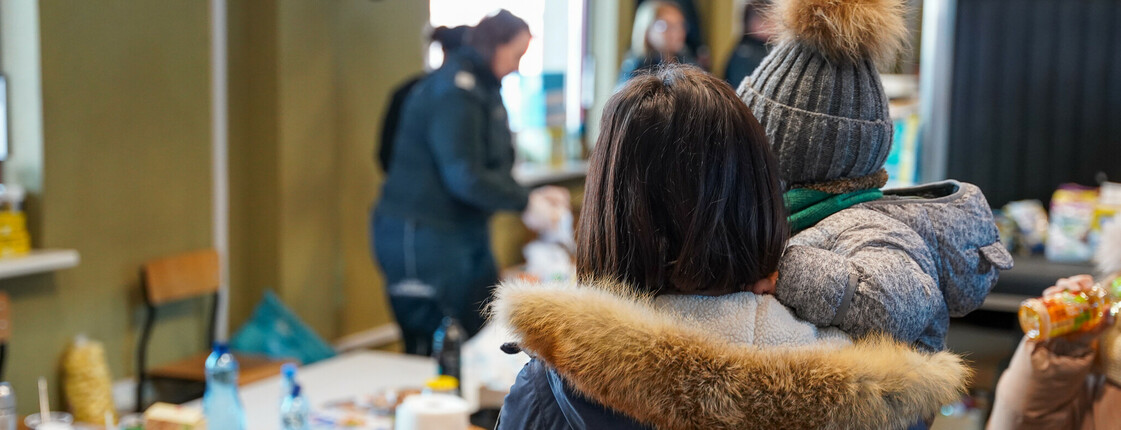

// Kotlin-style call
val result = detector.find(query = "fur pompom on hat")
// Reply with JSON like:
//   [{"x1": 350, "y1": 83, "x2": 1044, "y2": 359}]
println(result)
[
  {"x1": 739, "y1": 0, "x2": 910, "y2": 192},
  {"x1": 772, "y1": 0, "x2": 909, "y2": 64}
]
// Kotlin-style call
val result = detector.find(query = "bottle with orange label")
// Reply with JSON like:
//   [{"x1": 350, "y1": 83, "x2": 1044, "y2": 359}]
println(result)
[{"x1": 1019, "y1": 276, "x2": 1121, "y2": 341}]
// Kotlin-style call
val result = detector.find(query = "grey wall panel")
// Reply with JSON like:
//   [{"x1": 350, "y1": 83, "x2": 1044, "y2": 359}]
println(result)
[{"x1": 947, "y1": 0, "x2": 1121, "y2": 207}]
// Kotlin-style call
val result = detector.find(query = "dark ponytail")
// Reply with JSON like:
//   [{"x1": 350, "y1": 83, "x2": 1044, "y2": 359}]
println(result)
[
  {"x1": 431, "y1": 25, "x2": 470, "y2": 53},
  {"x1": 464, "y1": 10, "x2": 530, "y2": 63}
]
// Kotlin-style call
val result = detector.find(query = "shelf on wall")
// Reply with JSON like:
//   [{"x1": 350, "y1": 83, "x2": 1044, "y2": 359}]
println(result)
[
  {"x1": 513, "y1": 161, "x2": 588, "y2": 187},
  {"x1": 0, "y1": 249, "x2": 80, "y2": 280}
]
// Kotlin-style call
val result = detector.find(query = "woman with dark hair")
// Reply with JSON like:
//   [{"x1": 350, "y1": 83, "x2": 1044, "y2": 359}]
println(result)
[
  {"x1": 491, "y1": 64, "x2": 969, "y2": 429},
  {"x1": 374, "y1": 10, "x2": 569, "y2": 355}
]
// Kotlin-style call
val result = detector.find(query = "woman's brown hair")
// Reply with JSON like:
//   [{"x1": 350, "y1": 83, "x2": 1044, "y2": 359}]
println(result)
[
  {"x1": 465, "y1": 10, "x2": 530, "y2": 64},
  {"x1": 577, "y1": 64, "x2": 787, "y2": 296}
]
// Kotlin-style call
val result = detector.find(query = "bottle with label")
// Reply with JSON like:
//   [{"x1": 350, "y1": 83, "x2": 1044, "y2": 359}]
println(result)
[
  {"x1": 1019, "y1": 277, "x2": 1121, "y2": 341},
  {"x1": 279, "y1": 384, "x2": 309, "y2": 430},
  {"x1": 431, "y1": 316, "x2": 464, "y2": 395},
  {"x1": 203, "y1": 343, "x2": 247, "y2": 430}
]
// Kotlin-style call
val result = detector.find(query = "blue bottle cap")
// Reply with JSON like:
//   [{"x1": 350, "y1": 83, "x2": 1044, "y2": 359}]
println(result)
[
  {"x1": 281, "y1": 363, "x2": 297, "y2": 378},
  {"x1": 211, "y1": 342, "x2": 229, "y2": 355}
]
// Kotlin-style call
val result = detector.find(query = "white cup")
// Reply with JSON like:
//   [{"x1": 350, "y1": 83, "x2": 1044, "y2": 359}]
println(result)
[{"x1": 23, "y1": 412, "x2": 74, "y2": 430}]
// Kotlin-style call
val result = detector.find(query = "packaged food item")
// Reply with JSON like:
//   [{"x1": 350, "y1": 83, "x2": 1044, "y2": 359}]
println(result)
[
  {"x1": 1019, "y1": 277, "x2": 1121, "y2": 341},
  {"x1": 1090, "y1": 181, "x2": 1121, "y2": 254},
  {"x1": 1046, "y1": 184, "x2": 1099, "y2": 262},
  {"x1": 61, "y1": 335, "x2": 115, "y2": 424},
  {"x1": 1097, "y1": 220, "x2": 1121, "y2": 278},
  {"x1": 993, "y1": 210, "x2": 1017, "y2": 252},
  {"x1": 143, "y1": 403, "x2": 205, "y2": 430},
  {"x1": 1003, "y1": 200, "x2": 1048, "y2": 255},
  {"x1": 0, "y1": 185, "x2": 30, "y2": 257}
]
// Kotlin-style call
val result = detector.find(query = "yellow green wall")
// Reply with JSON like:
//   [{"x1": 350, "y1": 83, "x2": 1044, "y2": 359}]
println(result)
[
  {"x1": 227, "y1": 0, "x2": 429, "y2": 340},
  {"x1": 4, "y1": 0, "x2": 213, "y2": 414},
  {"x1": 329, "y1": 1, "x2": 430, "y2": 335}
]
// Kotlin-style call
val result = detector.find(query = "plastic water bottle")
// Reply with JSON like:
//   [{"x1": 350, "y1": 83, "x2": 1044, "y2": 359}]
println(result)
[
  {"x1": 279, "y1": 384, "x2": 309, "y2": 430},
  {"x1": 0, "y1": 382, "x2": 15, "y2": 430},
  {"x1": 203, "y1": 343, "x2": 247, "y2": 430},
  {"x1": 279, "y1": 362, "x2": 297, "y2": 404},
  {"x1": 431, "y1": 316, "x2": 464, "y2": 395}
]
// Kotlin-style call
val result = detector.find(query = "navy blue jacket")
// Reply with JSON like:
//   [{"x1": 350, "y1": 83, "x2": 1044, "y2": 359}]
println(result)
[
  {"x1": 378, "y1": 47, "x2": 529, "y2": 231},
  {"x1": 497, "y1": 359, "x2": 651, "y2": 430}
]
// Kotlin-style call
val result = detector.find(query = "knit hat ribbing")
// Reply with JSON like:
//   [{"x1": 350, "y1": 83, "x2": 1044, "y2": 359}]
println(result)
[{"x1": 738, "y1": 0, "x2": 908, "y2": 191}]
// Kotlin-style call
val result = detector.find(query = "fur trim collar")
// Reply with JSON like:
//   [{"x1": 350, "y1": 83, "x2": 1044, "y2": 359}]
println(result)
[
  {"x1": 796, "y1": 168, "x2": 890, "y2": 194},
  {"x1": 491, "y1": 279, "x2": 971, "y2": 430}
]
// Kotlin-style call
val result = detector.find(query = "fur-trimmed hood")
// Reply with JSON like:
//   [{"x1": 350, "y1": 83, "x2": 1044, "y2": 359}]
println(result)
[{"x1": 491, "y1": 279, "x2": 972, "y2": 430}]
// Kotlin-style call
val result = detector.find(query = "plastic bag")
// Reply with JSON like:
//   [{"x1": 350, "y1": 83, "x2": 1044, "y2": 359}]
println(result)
[
  {"x1": 230, "y1": 291, "x2": 336, "y2": 364},
  {"x1": 523, "y1": 210, "x2": 575, "y2": 282}
]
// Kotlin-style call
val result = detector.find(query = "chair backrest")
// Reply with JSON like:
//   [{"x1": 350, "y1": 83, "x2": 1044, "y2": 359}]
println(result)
[{"x1": 141, "y1": 249, "x2": 219, "y2": 306}]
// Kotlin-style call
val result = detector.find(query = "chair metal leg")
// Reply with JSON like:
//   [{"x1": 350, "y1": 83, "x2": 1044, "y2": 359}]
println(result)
[{"x1": 136, "y1": 304, "x2": 156, "y2": 413}]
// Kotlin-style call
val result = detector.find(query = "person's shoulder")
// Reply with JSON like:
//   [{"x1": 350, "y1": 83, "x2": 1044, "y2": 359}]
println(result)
[
  {"x1": 824, "y1": 205, "x2": 911, "y2": 227},
  {"x1": 497, "y1": 359, "x2": 560, "y2": 430},
  {"x1": 618, "y1": 54, "x2": 645, "y2": 78},
  {"x1": 423, "y1": 60, "x2": 487, "y2": 101},
  {"x1": 791, "y1": 206, "x2": 920, "y2": 248}
]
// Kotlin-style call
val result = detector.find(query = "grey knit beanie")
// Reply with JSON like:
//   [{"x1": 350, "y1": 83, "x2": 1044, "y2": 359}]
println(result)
[{"x1": 737, "y1": 0, "x2": 908, "y2": 193}]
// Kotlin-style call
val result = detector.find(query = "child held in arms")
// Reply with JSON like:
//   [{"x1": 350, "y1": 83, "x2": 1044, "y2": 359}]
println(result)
[{"x1": 737, "y1": 0, "x2": 1014, "y2": 352}]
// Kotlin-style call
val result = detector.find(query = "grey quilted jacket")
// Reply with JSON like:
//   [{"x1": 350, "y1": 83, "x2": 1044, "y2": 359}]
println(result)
[{"x1": 776, "y1": 180, "x2": 1014, "y2": 352}]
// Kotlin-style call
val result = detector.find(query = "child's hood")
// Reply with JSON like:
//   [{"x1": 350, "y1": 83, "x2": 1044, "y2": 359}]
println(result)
[{"x1": 861, "y1": 180, "x2": 1014, "y2": 316}]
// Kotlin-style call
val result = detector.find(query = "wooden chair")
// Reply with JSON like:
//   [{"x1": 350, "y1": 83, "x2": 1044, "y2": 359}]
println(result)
[{"x1": 135, "y1": 249, "x2": 288, "y2": 411}]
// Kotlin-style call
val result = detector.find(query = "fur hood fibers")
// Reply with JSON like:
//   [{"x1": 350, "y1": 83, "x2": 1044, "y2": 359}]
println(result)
[{"x1": 491, "y1": 279, "x2": 971, "y2": 430}]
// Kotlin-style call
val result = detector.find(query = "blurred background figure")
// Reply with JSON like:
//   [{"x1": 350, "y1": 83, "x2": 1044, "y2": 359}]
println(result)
[
  {"x1": 635, "y1": 0, "x2": 709, "y2": 69},
  {"x1": 724, "y1": 0, "x2": 773, "y2": 88},
  {"x1": 618, "y1": 0, "x2": 697, "y2": 83},
  {"x1": 378, "y1": 25, "x2": 470, "y2": 174},
  {"x1": 372, "y1": 10, "x2": 570, "y2": 356}
]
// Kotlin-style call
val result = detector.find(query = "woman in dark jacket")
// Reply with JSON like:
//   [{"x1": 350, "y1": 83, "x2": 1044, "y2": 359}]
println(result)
[
  {"x1": 492, "y1": 65, "x2": 969, "y2": 429},
  {"x1": 374, "y1": 10, "x2": 568, "y2": 355}
]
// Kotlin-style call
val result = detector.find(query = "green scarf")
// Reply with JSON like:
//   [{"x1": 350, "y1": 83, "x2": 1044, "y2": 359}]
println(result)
[{"x1": 784, "y1": 188, "x2": 883, "y2": 234}]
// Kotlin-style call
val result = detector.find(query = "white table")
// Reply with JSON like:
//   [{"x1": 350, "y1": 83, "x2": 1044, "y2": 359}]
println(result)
[{"x1": 186, "y1": 351, "x2": 436, "y2": 430}]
